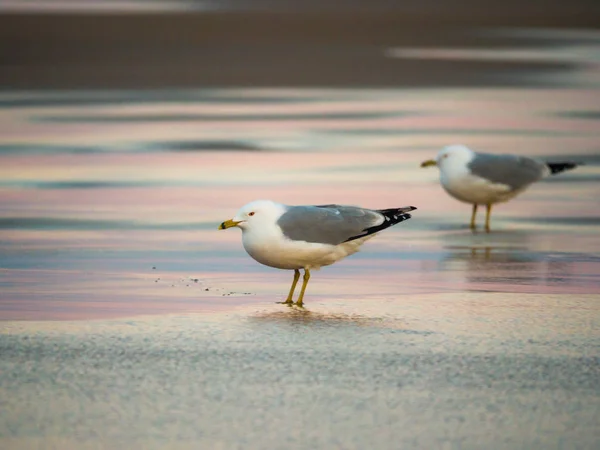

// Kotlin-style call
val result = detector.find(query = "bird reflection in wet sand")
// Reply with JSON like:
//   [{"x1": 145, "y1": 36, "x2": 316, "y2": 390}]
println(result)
[
  {"x1": 219, "y1": 200, "x2": 416, "y2": 307},
  {"x1": 441, "y1": 245, "x2": 572, "y2": 287},
  {"x1": 444, "y1": 246, "x2": 532, "y2": 263},
  {"x1": 252, "y1": 309, "x2": 377, "y2": 327},
  {"x1": 249, "y1": 308, "x2": 425, "y2": 333},
  {"x1": 421, "y1": 145, "x2": 579, "y2": 232}
]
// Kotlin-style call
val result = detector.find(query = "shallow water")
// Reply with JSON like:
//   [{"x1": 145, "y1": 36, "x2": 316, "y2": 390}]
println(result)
[
  {"x1": 0, "y1": 109, "x2": 600, "y2": 319},
  {"x1": 1, "y1": 11, "x2": 600, "y2": 449},
  {"x1": 0, "y1": 14, "x2": 600, "y2": 321},
  {"x1": 1, "y1": 79, "x2": 599, "y2": 319}
]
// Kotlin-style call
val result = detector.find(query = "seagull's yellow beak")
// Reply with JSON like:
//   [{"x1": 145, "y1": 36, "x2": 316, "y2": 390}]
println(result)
[
  {"x1": 420, "y1": 159, "x2": 437, "y2": 168},
  {"x1": 218, "y1": 219, "x2": 240, "y2": 230}
]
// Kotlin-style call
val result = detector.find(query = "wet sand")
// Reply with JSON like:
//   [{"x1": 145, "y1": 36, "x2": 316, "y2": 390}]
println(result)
[
  {"x1": 1, "y1": 86, "x2": 600, "y2": 448},
  {"x1": 1, "y1": 5, "x2": 600, "y2": 449},
  {"x1": 1, "y1": 294, "x2": 599, "y2": 450},
  {"x1": 1, "y1": 141, "x2": 599, "y2": 448}
]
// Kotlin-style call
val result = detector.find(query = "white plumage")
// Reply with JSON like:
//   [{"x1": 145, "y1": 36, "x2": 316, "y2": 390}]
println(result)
[{"x1": 219, "y1": 200, "x2": 415, "y2": 306}]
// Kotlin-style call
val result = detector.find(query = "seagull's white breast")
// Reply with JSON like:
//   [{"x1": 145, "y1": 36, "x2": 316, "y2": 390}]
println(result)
[
  {"x1": 439, "y1": 157, "x2": 520, "y2": 204},
  {"x1": 241, "y1": 223, "x2": 370, "y2": 271}
]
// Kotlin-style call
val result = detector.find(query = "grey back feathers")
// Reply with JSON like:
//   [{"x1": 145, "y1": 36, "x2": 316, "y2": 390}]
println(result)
[
  {"x1": 468, "y1": 153, "x2": 547, "y2": 190},
  {"x1": 277, "y1": 205, "x2": 414, "y2": 245}
]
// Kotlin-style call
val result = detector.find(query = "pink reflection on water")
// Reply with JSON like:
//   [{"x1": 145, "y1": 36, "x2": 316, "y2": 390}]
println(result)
[{"x1": 1, "y1": 88, "x2": 599, "y2": 320}]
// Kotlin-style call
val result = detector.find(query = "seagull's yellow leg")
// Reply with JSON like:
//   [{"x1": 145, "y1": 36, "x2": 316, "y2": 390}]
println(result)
[
  {"x1": 470, "y1": 204, "x2": 478, "y2": 230},
  {"x1": 295, "y1": 269, "x2": 311, "y2": 307},
  {"x1": 485, "y1": 204, "x2": 492, "y2": 233},
  {"x1": 278, "y1": 269, "x2": 300, "y2": 305}
]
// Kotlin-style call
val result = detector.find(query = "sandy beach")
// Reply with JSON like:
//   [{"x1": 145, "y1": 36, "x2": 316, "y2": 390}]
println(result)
[
  {"x1": 2, "y1": 293, "x2": 599, "y2": 450},
  {"x1": 1, "y1": 3, "x2": 600, "y2": 449}
]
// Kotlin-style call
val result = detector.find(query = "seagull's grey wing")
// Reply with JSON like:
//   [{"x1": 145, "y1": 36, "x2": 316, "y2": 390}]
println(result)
[
  {"x1": 277, "y1": 205, "x2": 415, "y2": 245},
  {"x1": 277, "y1": 205, "x2": 382, "y2": 245},
  {"x1": 468, "y1": 153, "x2": 547, "y2": 190}
]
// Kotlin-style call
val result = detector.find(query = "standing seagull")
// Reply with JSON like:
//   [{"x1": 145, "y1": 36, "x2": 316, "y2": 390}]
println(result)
[
  {"x1": 421, "y1": 145, "x2": 579, "y2": 232},
  {"x1": 219, "y1": 200, "x2": 416, "y2": 307}
]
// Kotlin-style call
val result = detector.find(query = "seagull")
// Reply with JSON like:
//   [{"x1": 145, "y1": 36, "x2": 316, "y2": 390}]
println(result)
[
  {"x1": 218, "y1": 200, "x2": 416, "y2": 307},
  {"x1": 421, "y1": 144, "x2": 579, "y2": 232}
]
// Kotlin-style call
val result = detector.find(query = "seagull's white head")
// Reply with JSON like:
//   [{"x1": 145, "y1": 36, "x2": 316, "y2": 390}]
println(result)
[
  {"x1": 421, "y1": 144, "x2": 475, "y2": 171},
  {"x1": 218, "y1": 200, "x2": 284, "y2": 232}
]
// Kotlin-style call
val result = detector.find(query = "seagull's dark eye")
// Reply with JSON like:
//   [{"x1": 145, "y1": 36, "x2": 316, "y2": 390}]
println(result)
[{"x1": 248, "y1": 212, "x2": 255, "y2": 217}]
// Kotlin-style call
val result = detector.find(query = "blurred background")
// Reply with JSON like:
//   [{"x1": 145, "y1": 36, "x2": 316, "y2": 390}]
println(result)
[{"x1": 1, "y1": 0, "x2": 599, "y2": 319}]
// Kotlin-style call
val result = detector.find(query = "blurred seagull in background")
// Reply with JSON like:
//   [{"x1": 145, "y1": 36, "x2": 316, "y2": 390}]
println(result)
[{"x1": 421, "y1": 144, "x2": 579, "y2": 232}]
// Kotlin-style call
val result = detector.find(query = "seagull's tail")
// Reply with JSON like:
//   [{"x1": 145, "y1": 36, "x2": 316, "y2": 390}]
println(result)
[
  {"x1": 546, "y1": 162, "x2": 579, "y2": 175},
  {"x1": 343, "y1": 206, "x2": 416, "y2": 242},
  {"x1": 376, "y1": 206, "x2": 417, "y2": 227}
]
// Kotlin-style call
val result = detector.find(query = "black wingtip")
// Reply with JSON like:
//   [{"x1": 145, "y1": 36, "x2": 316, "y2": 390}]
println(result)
[
  {"x1": 547, "y1": 162, "x2": 579, "y2": 175},
  {"x1": 395, "y1": 205, "x2": 418, "y2": 212},
  {"x1": 375, "y1": 208, "x2": 415, "y2": 226},
  {"x1": 343, "y1": 207, "x2": 415, "y2": 243}
]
